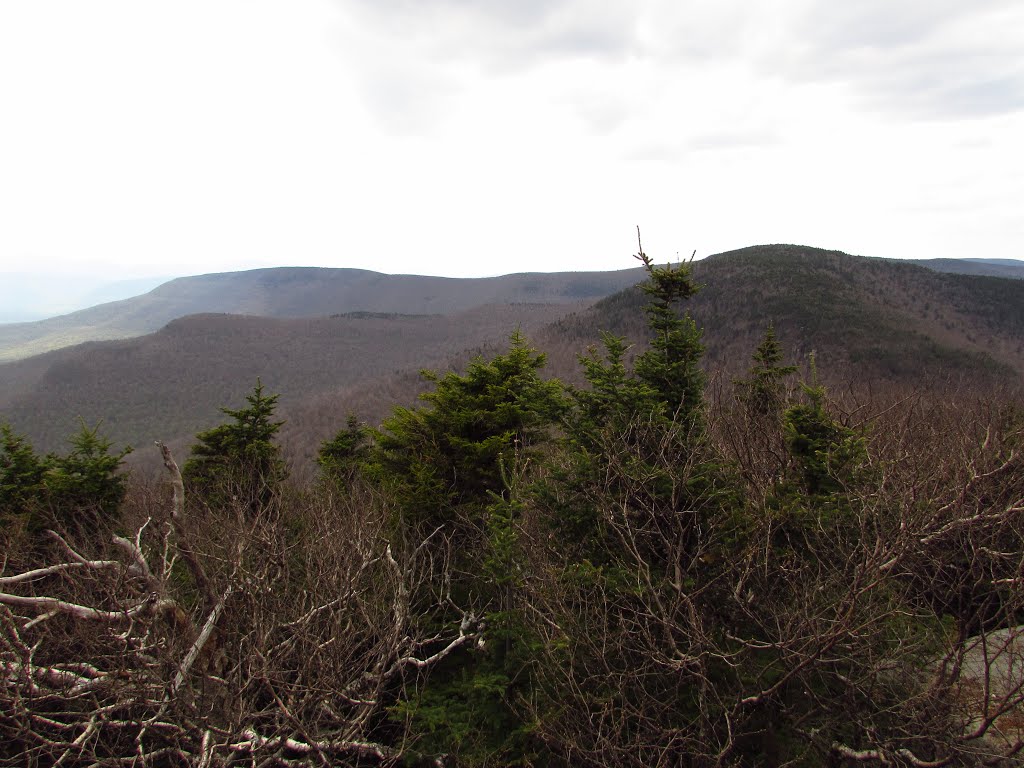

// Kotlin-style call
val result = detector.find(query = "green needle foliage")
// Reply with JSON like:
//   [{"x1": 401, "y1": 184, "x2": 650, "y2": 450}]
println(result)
[
  {"x1": 526, "y1": 238, "x2": 752, "y2": 763},
  {"x1": 368, "y1": 329, "x2": 563, "y2": 546},
  {"x1": 368, "y1": 331, "x2": 563, "y2": 766},
  {"x1": 317, "y1": 413, "x2": 371, "y2": 485},
  {"x1": 735, "y1": 323, "x2": 798, "y2": 420},
  {"x1": 782, "y1": 354, "x2": 866, "y2": 499},
  {"x1": 183, "y1": 379, "x2": 286, "y2": 515},
  {"x1": 0, "y1": 423, "x2": 47, "y2": 535},
  {"x1": 1, "y1": 420, "x2": 130, "y2": 539},
  {"x1": 545, "y1": 237, "x2": 725, "y2": 563},
  {"x1": 43, "y1": 421, "x2": 131, "y2": 533},
  {"x1": 633, "y1": 242, "x2": 705, "y2": 429}
]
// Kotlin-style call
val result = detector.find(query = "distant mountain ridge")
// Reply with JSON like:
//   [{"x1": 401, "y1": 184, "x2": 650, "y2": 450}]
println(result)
[
  {"x1": 0, "y1": 266, "x2": 647, "y2": 362},
  {"x1": 4, "y1": 256, "x2": 1022, "y2": 363},
  {"x1": 907, "y1": 257, "x2": 1024, "y2": 280},
  {"x1": 520, "y1": 245, "x2": 1024, "y2": 411},
  {"x1": 3, "y1": 245, "x2": 1023, "y2": 462}
]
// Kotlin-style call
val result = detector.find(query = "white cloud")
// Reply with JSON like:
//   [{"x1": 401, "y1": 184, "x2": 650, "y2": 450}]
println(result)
[
  {"x1": 778, "y1": 0, "x2": 1024, "y2": 119},
  {"x1": 0, "y1": 0, "x2": 1022, "y2": 323}
]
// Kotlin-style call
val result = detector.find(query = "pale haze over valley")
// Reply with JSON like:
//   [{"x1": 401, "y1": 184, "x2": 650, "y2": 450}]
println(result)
[{"x1": 1, "y1": 1, "x2": 1022, "y2": 322}]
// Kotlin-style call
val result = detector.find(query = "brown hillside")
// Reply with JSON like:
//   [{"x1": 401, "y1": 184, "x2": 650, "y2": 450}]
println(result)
[
  {"x1": 538, "y1": 245, "x2": 1024, "y2": 386},
  {"x1": 0, "y1": 303, "x2": 583, "y2": 456},
  {"x1": 0, "y1": 266, "x2": 646, "y2": 362}
]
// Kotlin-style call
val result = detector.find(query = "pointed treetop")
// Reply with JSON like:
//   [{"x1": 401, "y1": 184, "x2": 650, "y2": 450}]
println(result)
[{"x1": 634, "y1": 226, "x2": 699, "y2": 306}]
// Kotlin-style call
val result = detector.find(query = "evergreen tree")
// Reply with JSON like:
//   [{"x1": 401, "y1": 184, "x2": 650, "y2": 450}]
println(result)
[
  {"x1": 567, "y1": 238, "x2": 705, "y2": 466},
  {"x1": 528, "y1": 239, "x2": 755, "y2": 764},
  {"x1": 318, "y1": 414, "x2": 371, "y2": 484},
  {"x1": 43, "y1": 421, "x2": 131, "y2": 533},
  {"x1": 0, "y1": 423, "x2": 46, "y2": 532},
  {"x1": 183, "y1": 379, "x2": 286, "y2": 514},
  {"x1": 632, "y1": 243, "x2": 705, "y2": 428},
  {"x1": 547, "y1": 236, "x2": 719, "y2": 562},
  {"x1": 369, "y1": 332, "x2": 563, "y2": 766},
  {"x1": 782, "y1": 354, "x2": 864, "y2": 498},
  {"x1": 572, "y1": 332, "x2": 659, "y2": 446},
  {"x1": 567, "y1": 235, "x2": 704, "y2": 458},
  {"x1": 735, "y1": 323, "x2": 798, "y2": 419},
  {"x1": 725, "y1": 325, "x2": 801, "y2": 491},
  {"x1": 758, "y1": 353, "x2": 869, "y2": 579},
  {"x1": 369, "y1": 330, "x2": 563, "y2": 545}
]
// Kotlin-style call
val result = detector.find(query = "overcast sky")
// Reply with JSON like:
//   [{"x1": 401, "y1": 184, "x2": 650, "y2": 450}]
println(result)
[{"x1": 1, "y1": 1, "x2": 1023, "y2": 319}]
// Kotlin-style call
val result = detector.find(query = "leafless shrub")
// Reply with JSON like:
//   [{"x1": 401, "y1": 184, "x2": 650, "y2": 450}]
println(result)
[
  {"x1": 0, "y1": 443, "x2": 478, "y2": 766},
  {"x1": 518, "y1": 394, "x2": 1024, "y2": 767}
]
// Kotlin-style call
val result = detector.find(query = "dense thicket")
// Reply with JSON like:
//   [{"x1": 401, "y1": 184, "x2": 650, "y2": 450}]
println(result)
[{"x1": 2, "y1": 246, "x2": 1024, "y2": 766}]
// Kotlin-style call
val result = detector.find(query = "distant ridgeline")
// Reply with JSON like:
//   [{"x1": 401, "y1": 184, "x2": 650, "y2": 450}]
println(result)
[
  {"x1": 0, "y1": 265, "x2": 648, "y2": 363},
  {"x1": 0, "y1": 245, "x2": 1022, "y2": 458}
]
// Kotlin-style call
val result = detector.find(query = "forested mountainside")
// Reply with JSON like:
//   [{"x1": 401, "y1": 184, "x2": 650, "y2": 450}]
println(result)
[
  {"x1": 2, "y1": 244, "x2": 1023, "y2": 463},
  {"x1": 0, "y1": 265, "x2": 646, "y2": 362},
  {"x1": 541, "y1": 244, "x2": 1024, "y2": 382},
  {"x1": 3, "y1": 249, "x2": 1024, "y2": 767},
  {"x1": 0, "y1": 303, "x2": 580, "y2": 456}
]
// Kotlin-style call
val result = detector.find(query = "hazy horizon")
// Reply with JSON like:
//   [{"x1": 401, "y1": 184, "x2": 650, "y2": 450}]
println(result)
[
  {"x1": 1, "y1": 2, "x2": 1021, "y2": 322},
  {"x1": 4, "y1": 248, "x2": 1024, "y2": 326}
]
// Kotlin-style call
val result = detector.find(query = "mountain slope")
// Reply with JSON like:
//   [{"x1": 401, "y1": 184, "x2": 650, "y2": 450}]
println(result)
[
  {"x1": 0, "y1": 266, "x2": 646, "y2": 362},
  {"x1": 537, "y1": 245, "x2": 1024, "y2": 384},
  {"x1": 3, "y1": 245, "x2": 1023, "y2": 464},
  {"x1": 0, "y1": 303, "x2": 583, "y2": 454}
]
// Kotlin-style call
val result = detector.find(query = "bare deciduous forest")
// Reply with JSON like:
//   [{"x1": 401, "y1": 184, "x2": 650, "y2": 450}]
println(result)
[{"x1": 3, "y1": 247, "x2": 1024, "y2": 766}]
